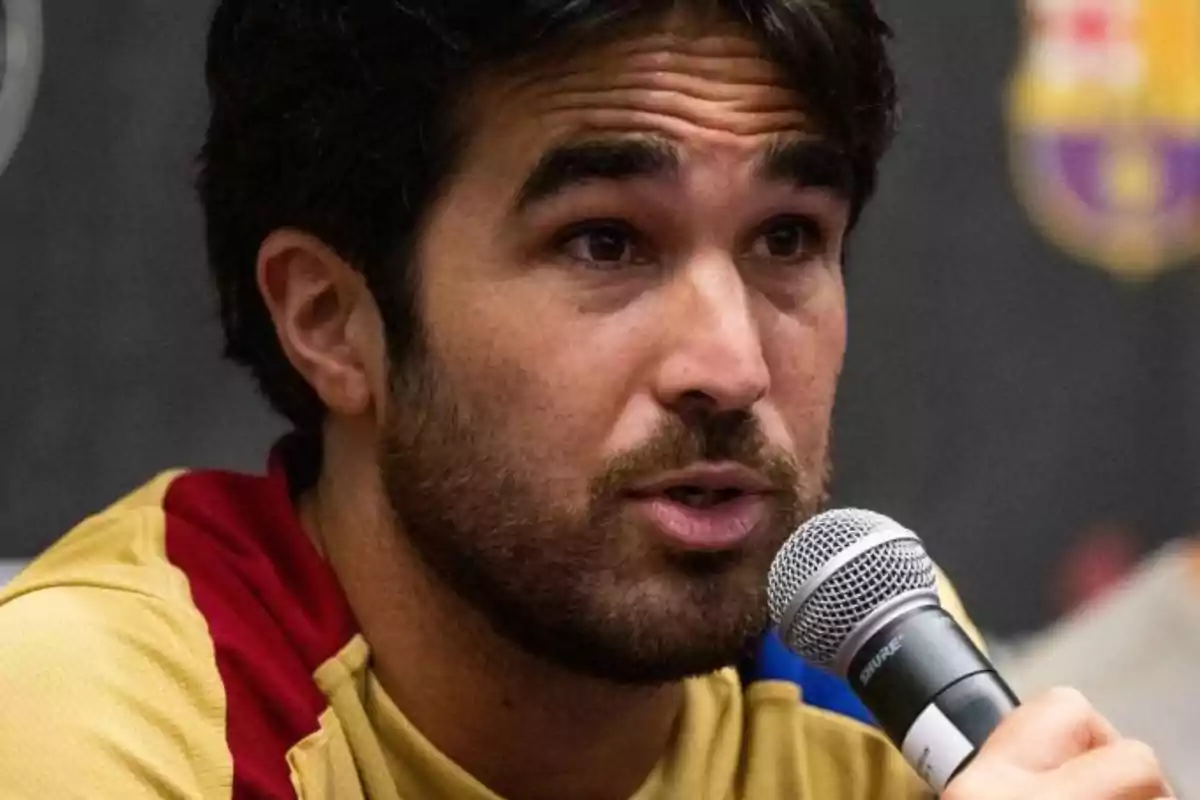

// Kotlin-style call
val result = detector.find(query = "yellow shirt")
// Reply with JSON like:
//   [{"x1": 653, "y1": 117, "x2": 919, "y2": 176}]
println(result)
[{"x1": 0, "y1": 453, "x2": 966, "y2": 799}]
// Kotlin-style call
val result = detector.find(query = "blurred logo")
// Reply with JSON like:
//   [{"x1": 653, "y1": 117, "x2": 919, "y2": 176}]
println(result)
[
  {"x1": 1008, "y1": 0, "x2": 1200, "y2": 278},
  {"x1": 0, "y1": 0, "x2": 42, "y2": 176}
]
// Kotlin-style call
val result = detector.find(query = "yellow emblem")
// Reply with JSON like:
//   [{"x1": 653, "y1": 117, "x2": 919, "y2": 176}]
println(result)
[{"x1": 1007, "y1": 0, "x2": 1200, "y2": 278}]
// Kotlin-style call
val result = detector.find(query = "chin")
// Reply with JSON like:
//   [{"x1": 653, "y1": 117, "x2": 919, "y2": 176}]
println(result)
[{"x1": 540, "y1": 568, "x2": 770, "y2": 686}]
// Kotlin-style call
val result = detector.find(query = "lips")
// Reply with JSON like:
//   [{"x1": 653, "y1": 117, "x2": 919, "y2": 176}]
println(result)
[
  {"x1": 626, "y1": 464, "x2": 776, "y2": 551},
  {"x1": 662, "y1": 485, "x2": 751, "y2": 509},
  {"x1": 627, "y1": 464, "x2": 774, "y2": 499}
]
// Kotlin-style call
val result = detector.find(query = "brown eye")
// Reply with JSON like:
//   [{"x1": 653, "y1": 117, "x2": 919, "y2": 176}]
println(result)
[
  {"x1": 750, "y1": 216, "x2": 821, "y2": 262},
  {"x1": 559, "y1": 221, "x2": 646, "y2": 270}
]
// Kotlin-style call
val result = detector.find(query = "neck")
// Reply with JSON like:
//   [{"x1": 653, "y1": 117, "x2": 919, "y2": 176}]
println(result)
[{"x1": 300, "y1": 432, "x2": 682, "y2": 800}]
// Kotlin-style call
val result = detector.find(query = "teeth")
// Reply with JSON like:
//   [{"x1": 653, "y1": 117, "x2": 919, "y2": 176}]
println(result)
[{"x1": 668, "y1": 487, "x2": 718, "y2": 508}]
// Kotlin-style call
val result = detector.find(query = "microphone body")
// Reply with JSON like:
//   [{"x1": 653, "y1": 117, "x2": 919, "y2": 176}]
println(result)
[
  {"x1": 846, "y1": 601, "x2": 1019, "y2": 791},
  {"x1": 767, "y1": 509, "x2": 1020, "y2": 794}
]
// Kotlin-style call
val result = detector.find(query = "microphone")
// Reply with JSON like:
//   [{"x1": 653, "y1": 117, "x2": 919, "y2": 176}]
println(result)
[{"x1": 767, "y1": 509, "x2": 1020, "y2": 794}]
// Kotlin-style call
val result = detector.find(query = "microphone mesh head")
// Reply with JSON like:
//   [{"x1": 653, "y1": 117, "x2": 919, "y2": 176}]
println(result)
[{"x1": 767, "y1": 509, "x2": 937, "y2": 668}]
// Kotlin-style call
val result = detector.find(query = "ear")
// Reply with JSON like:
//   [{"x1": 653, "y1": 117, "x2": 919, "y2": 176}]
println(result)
[{"x1": 256, "y1": 230, "x2": 387, "y2": 420}]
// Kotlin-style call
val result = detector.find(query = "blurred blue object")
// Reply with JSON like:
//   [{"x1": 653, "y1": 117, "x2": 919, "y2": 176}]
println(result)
[{"x1": 745, "y1": 631, "x2": 876, "y2": 727}]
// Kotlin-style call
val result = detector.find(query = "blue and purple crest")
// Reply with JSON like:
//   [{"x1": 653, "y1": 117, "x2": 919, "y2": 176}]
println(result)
[{"x1": 1008, "y1": 0, "x2": 1200, "y2": 277}]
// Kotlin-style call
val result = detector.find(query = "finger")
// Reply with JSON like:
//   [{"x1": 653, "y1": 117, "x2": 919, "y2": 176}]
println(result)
[
  {"x1": 977, "y1": 687, "x2": 1122, "y2": 772},
  {"x1": 1046, "y1": 739, "x2": 1171, "y2": 800}
]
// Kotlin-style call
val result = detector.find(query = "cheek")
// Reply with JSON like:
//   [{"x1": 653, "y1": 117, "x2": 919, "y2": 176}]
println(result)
[
  {"x1": 803, "y1": 278, "x2": 848, "y2": 393},
  {"x1": 427, "y1": 299, "x2": 623, "y2": 485},
  {"x1": 767, "y1": 298, "x2": 847, "y2": 448},
  {"x1": 414, "y1": 172, "x2": 620, "y2": 476}
]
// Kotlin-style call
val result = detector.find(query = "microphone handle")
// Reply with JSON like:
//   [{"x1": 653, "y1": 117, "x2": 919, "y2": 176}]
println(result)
[{"x1": 846, "y1": 605, "x2": 1021, "y2": 793}]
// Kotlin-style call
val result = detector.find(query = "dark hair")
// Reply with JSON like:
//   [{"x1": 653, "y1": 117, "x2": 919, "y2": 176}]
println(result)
[{"x1": 198, "y1": 0, "x2": 898, "y2": 433}]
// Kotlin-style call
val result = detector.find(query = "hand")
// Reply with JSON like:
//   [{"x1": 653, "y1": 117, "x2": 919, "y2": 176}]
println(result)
[{"x1": 943, "y1": 687, "x2": 1173, "y2": 799}]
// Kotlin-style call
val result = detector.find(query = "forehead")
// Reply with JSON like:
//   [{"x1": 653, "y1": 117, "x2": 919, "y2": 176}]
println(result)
[{"x1": 462, "y1": 16, "x2": 814, "y2": 178}]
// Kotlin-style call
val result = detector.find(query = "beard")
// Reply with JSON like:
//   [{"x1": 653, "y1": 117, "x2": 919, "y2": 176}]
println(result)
[{"x1": 378, "y1": 352, "x2": 830, "y2": 686}]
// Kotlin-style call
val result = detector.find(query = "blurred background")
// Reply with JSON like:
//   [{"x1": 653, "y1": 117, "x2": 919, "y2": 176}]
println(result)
[{"x1": 1, "y1": 0, "x2": 1198, "y2": 649}]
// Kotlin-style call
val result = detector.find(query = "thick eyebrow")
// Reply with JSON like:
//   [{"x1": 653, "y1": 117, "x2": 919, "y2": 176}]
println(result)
[
  {"x1": 758, "y1": 137, "x2": 855, "y2": 200},
  {"x1": 514, "y1": 136, "x2": 681, "y2": 212}
]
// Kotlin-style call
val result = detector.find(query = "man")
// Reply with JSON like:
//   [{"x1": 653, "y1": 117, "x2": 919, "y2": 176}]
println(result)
[{"x1": 0, "y1": 2, "x2": 1172, "y2": 798}]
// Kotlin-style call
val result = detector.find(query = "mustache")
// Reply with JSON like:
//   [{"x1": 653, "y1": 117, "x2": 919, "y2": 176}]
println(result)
[{"x1": 592, "y1": 411, "x2": 803, "y2": 498}]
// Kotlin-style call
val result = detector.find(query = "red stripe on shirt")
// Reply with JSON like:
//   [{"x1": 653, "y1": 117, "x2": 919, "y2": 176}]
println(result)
[{"x1": 163, "y1": 454, "x2": 359, "y2": 798}]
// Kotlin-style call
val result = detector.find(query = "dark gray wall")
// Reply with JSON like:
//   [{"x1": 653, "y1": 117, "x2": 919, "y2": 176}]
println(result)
[
  {"x1": 832, "y1": 2, "x2": 1200, "y2": 633},
  {"x1": 1, "y1": 1, "x2": 1197, "y2": 635},
  {"x1": 0, "y1": 1, "x2": 285, "y2": 556}
]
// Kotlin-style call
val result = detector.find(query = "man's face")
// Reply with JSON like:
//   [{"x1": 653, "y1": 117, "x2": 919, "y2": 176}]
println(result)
[{"x1": 379, "y1": 17, "x2": 851, "y2": 684}]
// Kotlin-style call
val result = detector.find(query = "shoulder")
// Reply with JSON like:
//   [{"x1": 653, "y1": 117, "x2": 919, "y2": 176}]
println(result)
[
  {"x1": 739, "y1": 680, "x2": 933, "y2": 799},
  {"x1": 0, "y1": 462, "x2": 362, "y2": 798},
  {"x1": 0, "y1": 472, "x2": 233, "y2": 798},
  {"x1": 933, "y1": 564, "x2": 986, "y2": 652},
  {"x1": 4, "y1": 470, "x2": 195, "y2": 604}
]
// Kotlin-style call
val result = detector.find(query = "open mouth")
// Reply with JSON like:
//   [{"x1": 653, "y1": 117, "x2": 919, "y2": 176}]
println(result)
[
  {"x1": 662, "y1": 486, "x2": 750, "y2": 509},
  {"x1": 628, "y1": 467, "x2": 773, "y2": 549}
]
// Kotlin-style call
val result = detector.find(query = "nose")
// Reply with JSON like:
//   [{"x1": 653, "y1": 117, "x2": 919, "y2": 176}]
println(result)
[{"x1": 653, "y1": 258, "x2": 771, "y2": 417}]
